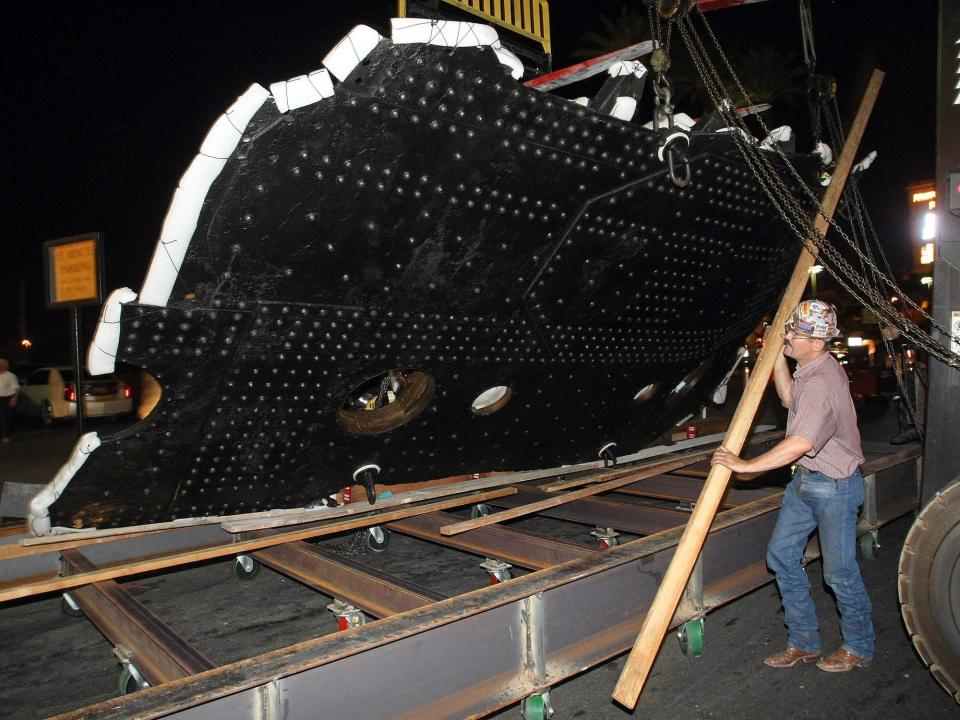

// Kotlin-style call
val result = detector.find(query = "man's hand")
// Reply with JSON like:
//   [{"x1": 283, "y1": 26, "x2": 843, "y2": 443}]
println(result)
[{"x1": 711, "y1": 446, "x2": 750, "y2": 474}]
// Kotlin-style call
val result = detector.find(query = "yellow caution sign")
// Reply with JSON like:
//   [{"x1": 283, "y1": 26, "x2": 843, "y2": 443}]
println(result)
[{"x1": 45, "y1": 233, "x2": 103, "y2": 307}]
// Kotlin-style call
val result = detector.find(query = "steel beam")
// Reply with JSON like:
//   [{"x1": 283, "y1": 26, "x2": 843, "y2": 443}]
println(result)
[
  {"x1": 248, "y1": 537, "x2": 443, "y2": 617},
  {"x1": 388, "y1": 512, "x2": 596, "y2": 569},
  {"x1": 60, "y1": 549, "x2": 214, "y2": 685},
  {"x1": 50, "y1": 495, "x2": 783, "y2": 720}
]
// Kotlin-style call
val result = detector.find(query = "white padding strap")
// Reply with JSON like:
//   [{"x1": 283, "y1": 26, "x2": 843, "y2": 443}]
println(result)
[
  {"x1": 391, "y1": 17, "x2": 499, "y2": 47},
  {"x1": 139, "y1": 83, "x2": 269, "y2": 307},
  {"x1": 390, "y1": 18, "x2": 522, "y2": 79},
  {"x1": 323, "y1": 25, "x2": 384, "y2": 82},
  {"x1": 491, "y1": 41, "x2": 524, "y2": 79},
  {"x1": 608, "y1": 60, "x2": 647, "y2": 79},
  {"x1": 270, "y1": 69, "x2": 335, "y2": 113},
  {"x1": 610, "y1": 96, "x2": 637, "y2": 122},
  {"x1": 28, "y1": 432, "x2": 101, "y2": 536},
  {"x1": 87, "y1": 287, "x2": 137, "y2": 375}
]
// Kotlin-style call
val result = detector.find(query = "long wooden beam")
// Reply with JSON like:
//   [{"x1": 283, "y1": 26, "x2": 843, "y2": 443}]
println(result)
[
  {"x1": 0, "y1": 487, "x2": 514, "y2": 604},
  {"x1": 612, "y1": 68, "x2": 886, "y2": 709}
]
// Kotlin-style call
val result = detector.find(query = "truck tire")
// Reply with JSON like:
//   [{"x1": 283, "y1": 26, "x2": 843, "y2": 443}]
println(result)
[{"x1": 898, "y1": 478, "x2": 960, "y2": 702}]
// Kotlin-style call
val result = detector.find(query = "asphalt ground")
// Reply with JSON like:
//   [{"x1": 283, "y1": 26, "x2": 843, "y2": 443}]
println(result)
[{"x1": 0, "y1": 390, "x2": 953, "y2": 719}]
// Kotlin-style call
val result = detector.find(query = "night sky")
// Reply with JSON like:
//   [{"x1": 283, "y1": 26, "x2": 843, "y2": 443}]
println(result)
[{"x1": 0, "y1": 1, "x2": 938, "y2": 365}]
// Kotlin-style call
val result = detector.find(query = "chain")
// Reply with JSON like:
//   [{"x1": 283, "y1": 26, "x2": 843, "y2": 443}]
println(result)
[{"x1": 677, "y1": 10, "x2": 960, "y2": 367}]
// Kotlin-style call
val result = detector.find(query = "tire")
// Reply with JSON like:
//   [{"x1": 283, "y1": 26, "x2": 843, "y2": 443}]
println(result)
[{"x1": 898, "y1": 478, "x2": 960, "y2": 702}]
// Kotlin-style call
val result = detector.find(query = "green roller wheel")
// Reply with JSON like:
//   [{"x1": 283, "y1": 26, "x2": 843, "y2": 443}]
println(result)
[
  {"x1": 118, "y1": 668, "x2": 137, "y2": 695},
  {"x1": 520, "y1": 693, "x2": 551, "y2": 720},
  {"x1": 859, "y1": 532, "x2": 879, "y2": 560},
  {"x1": 678, "y1": 618, "x2": 705, "y2": 657}
]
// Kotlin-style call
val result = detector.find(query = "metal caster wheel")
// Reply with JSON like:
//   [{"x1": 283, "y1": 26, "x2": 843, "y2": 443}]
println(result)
[
  {"x1": 859, "y1": 531, "x2": 879, "y2": 560},
  {"x1": 233, "y1": 554, "x2": 260, "y2": 580},
  {"x1": 520, "y1": 692, "x2": 553, "y2": 720},
  {"x1": 117, "y1": 666, "x2": 149, "y2": 695},
  {"x1": 366, "y1": 526, "x2": 391, "y2": 552},
  {"x1": 677, "y1": 618, "x2": 704, "y2": 657},
  {"x1": 470, "y1": 503, "x2": 491, "y2": 519},
  {"x1": 60, "y1": 593, "x2": 83, "y2": 618}
]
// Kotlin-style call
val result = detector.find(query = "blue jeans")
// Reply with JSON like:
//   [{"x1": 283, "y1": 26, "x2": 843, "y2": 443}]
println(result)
[{"x1": 766, "y1": 466, "x2": 875, "y2": 659}]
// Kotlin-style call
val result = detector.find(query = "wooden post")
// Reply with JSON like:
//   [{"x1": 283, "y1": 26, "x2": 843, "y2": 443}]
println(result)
[{"x1": 611, "y1": 69, "x2": 885, "y2": 709}]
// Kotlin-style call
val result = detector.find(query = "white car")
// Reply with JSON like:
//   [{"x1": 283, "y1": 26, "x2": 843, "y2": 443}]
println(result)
[{"x1": 17, "y1": 366, "x2": 133, "y2": 426}]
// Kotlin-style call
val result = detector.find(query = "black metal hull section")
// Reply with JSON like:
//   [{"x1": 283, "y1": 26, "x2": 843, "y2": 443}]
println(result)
[{"x1": 51, "y1": 35, "x2": 816, "y2": 529}]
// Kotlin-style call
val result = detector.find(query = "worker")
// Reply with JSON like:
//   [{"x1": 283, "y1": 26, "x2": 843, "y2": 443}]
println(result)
[{"x1": 711, "y1": 299, "x2": 875, "y2": 672}]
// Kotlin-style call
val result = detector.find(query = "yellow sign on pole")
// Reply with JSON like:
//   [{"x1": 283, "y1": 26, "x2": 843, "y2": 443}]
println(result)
[{"x1": 44, "y1": 233, "x2": 103, "y2": 307}]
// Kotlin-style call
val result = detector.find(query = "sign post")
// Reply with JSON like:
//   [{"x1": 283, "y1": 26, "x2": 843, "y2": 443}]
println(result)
[{"x1": 43, "y1": 232, "x2": 104, "y2": 438}]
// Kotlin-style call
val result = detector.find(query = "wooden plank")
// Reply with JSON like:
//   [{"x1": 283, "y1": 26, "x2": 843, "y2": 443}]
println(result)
[
  {"x1": 611, "y1": 69, "x2": 885, "y2": 709},
  {"x1": 223, "y1": 472, "x2": 551, "y2": 532},
  {"x1": 440, "y1": 455, "x2": 713, "y2": 536},
  {"x1": 539, "y1": 429, "x2": 782, "y2": 492},
  {"x1": 0, "y1": 487, "x2": 515, "y2": 604}
]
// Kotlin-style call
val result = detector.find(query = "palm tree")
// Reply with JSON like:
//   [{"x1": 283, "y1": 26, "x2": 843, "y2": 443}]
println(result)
[{"x1": 572, "y1": 4, "x2": 650, "y2": 60}]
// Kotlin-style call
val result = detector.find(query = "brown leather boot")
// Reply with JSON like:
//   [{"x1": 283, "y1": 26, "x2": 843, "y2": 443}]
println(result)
[
  {"x1": 763, "y1": 647, "x2": 821, "y2": 668},
  {"x1": 816, "y1": 647, "x2": 872, "y2": 672}
]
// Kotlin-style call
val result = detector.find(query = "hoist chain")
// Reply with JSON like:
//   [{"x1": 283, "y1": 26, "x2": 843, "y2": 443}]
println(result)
[{"x1": 676, "y1": 9, "x2": 960, "y2": 367}]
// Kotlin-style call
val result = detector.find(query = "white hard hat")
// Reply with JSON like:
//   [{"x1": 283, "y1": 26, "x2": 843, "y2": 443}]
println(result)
[{"x1": 785, "y1": 299, "x2": 841, "y2": 339}]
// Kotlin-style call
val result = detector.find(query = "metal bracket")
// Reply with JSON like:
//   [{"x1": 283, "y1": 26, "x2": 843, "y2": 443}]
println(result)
[{"x1": 327, "y1": 599, "x2": 366, "y2": 631}]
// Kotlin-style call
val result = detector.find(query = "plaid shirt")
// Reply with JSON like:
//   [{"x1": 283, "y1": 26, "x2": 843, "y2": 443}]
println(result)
[{"x1": 787, "y1": 351, "x2": 864, "y2": 478}]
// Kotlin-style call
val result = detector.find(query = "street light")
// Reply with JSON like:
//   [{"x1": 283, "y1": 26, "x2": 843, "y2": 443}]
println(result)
[{"x1": 809, "y1": 264, "x2": 824, "y2": 297}]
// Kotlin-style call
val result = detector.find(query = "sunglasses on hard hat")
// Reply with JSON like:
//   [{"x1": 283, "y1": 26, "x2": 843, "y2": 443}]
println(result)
[{"x1": 783, "y1": 321, "x2": 815, "y2": 339}]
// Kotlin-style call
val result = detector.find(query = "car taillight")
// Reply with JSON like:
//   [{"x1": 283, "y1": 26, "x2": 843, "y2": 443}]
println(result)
[
  {"x1": 64, "y1": 384, "x2": 77, "y2": 402},
  {"x1": 124, "y1": 385, "x2": 132, "y2": 399}
]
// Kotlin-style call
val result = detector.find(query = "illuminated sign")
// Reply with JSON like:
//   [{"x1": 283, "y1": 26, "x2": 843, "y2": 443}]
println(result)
[
  {"x1": 921, "y1": 242, "x2": 936, "y2": 264},
  {"x1": 921, "y1": 211, "x2": 937, "y2": 240},
  {"x1": 911, "y1": 190, "x2": 937, "y2": 203},
  {"x1": 43, "y1": 232, "x2": 104, "y2": 308},
  {"x1": 955, "y1": 38, "x2": 959, "y2": 105}
]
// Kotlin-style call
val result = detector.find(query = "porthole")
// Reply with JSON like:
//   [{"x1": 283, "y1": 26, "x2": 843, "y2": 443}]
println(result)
[
  {"x1": 633, "y1": 383, "x2": 658, "y2": 403},
  {"x1": 471, "y1": 386, "x2": 512, "y2": 415},
  {"x1": 337, "y1": 369, "x2": 435, "y2": 436}
]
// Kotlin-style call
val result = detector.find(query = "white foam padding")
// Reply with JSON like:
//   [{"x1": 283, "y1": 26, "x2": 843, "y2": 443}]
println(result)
[
  {"x1": 270, "y1": 69, "x2": 335, "y2": 113},
  {"x1": 322, "y1": 24, "x2": 384, "y2": 82},
  {"x1": 28, "y1": 432, "x2": 101, "y2": 536},
  {"x1": 610, "y1": 96, "x2": 637, "y2": 122},
  {"x1": 491, "y1": 41, "x2": 524, "y2": 80},
  {"x1": 608, "y1": 60, "x2": 647, "y2": 79},
  {"x1": 760, "y1": 125, "x2": 792, "y2": 150},
  {"x1": 87, "y1": 287, "x2": 138, "y2": 375},
  {"x1": 391, "y1": 17, "x2": 499, "y2": 47},
  {"x1": 139, "y1": 83, "x2": 269, "y2": 307},
  {"x1": 853, "y1": 150, "x2": 877, "y2": 173},
  {"x1": 389, "y1": 17, "x2": 522, "y2": 80},
  {"x1": 814, "y1": 141, "x2": 833, "y2": 165}
]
